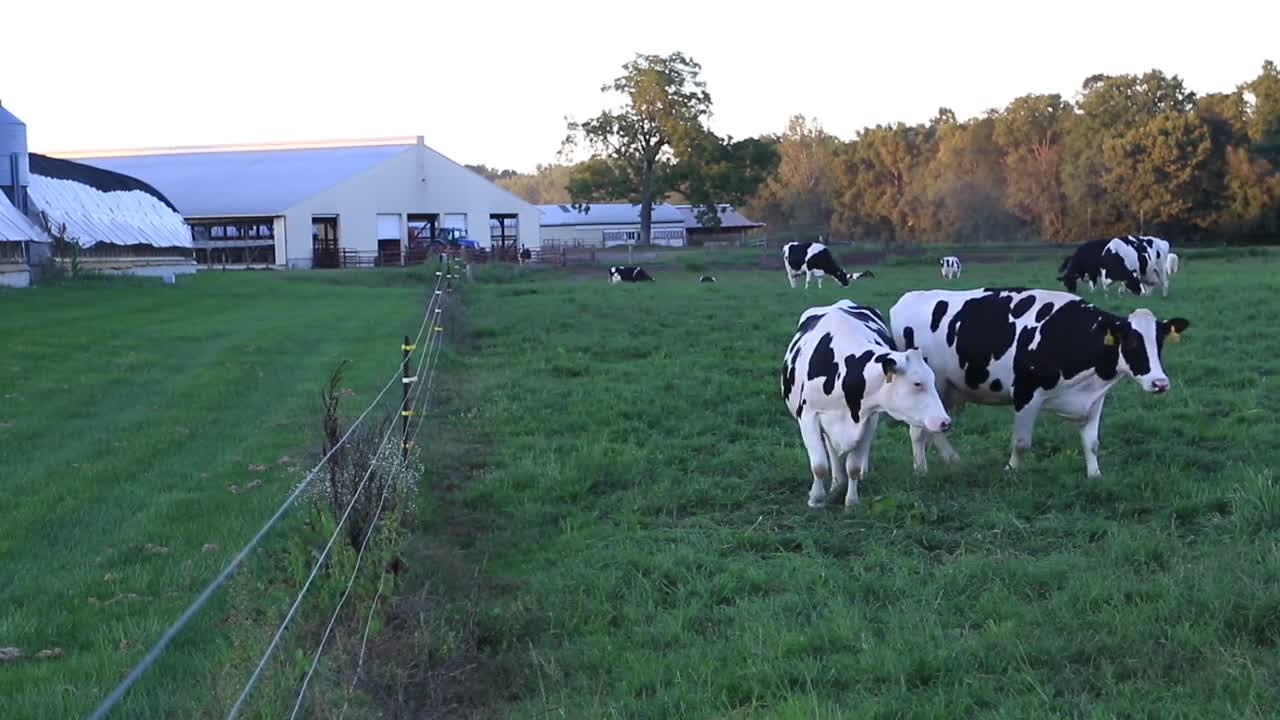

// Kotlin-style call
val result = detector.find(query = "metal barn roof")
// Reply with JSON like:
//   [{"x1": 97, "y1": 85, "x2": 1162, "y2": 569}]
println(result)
[
  {"x1": 0, "y1": 192, "x2": 45, "y2": 243},
  {"x1": 68, "y1": 142, "x2": 416, "y2": 217},
  {"x1": 673, "y1": 204, "x2": 764, "y2": 230},
  {"x1": 539, "y1": 202, "x2": 686, "y2": 227}
]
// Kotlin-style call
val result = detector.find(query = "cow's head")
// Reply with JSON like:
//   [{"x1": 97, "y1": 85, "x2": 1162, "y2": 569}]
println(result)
[
  {"x1": 833, "y1": 269, "x2": 852, "y2": 287},
  {"x1": 1097, "y1": 309, "x2": 1191, "y2": 393},
  {"x1": 871, "y1": 349, "x2": 951, "y2": 433}
]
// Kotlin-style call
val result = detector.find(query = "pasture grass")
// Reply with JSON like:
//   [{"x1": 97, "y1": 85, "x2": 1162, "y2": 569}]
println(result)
[
  {"x1": 417, "y1": 251, "x2": 1280, "y2": 717},
  {"x1": 0, "y1": 268, "x2": 439, "y2": 718}
]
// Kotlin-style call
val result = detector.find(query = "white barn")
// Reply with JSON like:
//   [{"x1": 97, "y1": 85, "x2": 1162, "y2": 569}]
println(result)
[
  {"x1": 63, "y1": 137, "x2": 541, "y2": 269},
  {"x1": 539, "y1": 203, "x2": 688, "y2": 248}
]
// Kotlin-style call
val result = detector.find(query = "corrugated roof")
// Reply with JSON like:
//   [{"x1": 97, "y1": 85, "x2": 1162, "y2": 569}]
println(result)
[
  {"x1": 71, "y1": 143, "x2": 415, "y2": 217},
  {"x1": 673, "y1": 204, "x2": 764, "y2": 230},
  {"x1": 0, "y1": 192, "x2": 45, "y2": 243},
  {"x1": 539, "y1": 202, "x2": 686, "y2": 227}
]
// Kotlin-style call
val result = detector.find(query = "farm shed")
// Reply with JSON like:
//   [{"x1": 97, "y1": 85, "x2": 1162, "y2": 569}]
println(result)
[
  {"x1": 539, "y1": 203, "x2": 687, "y2": 248},
  {"x1": 674, "y1": 203, "x2": 765, "y2": 245},
  {"x1": 64, "y1": 137, "x2": 541, "y2": 269},
  {"x1": 3, "y1": 100, "x2": 192, "y2": 284}
]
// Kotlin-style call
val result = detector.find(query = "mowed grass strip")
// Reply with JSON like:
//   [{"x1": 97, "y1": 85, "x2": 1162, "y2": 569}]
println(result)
[
  {"x1": 0, "y1": 270, "x2": 429, "y2": 718},
  {"x1": 434, "y1": 254, "x2": 1280, "y2": 718}
]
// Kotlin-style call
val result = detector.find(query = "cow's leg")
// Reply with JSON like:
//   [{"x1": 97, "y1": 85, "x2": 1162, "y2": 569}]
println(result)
[
  {"x1": 1007, "y1": 404, "x2": 1042, "y2": 471},
  {"x1": 804, "y1": 272, "x2": 811, "y2": 290},
  {"x1": 787, "y1": 270, "x2": 797, "y2": 288},
  {"x1": 909, "y1": 424, "x2": 930, "y2": 474},
  {"x1": 816, "y1": 273, "x2": 823, "y2": 289},
  {"x1": 1079, "y1": 396, "x2": 1105, "y2": 478},
  {"x1": 798, "y1": 415, "x2": 831, "y2": 507},
  {"x1": 844, "y1": 416, "x2": 878, "y2": 507},
  {"x1": 824, "y1": 432, "x2": 848, "y2": 499}
]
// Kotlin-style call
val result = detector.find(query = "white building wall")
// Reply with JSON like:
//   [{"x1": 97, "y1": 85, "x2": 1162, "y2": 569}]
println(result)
[
  {"x1": 541, "y1": 222, "x2": 687, "y2": 247},
  {"x1": 281, "y1": 142, "x2": 541, "y2": 267}
]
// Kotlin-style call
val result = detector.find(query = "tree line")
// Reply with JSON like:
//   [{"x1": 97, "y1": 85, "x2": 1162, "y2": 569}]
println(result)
[{"x1": 482, "y1": 56, "x2": 1280, "y2": 245}]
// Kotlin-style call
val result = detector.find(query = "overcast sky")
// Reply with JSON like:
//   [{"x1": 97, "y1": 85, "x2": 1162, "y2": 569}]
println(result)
[{"x1": 5, "y1": 0, "x2": 1276, "y2": 172}]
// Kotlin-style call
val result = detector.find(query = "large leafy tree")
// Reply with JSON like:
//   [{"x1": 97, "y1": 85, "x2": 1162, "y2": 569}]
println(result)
[
  {"x1": 564, "y1": 52, "x2": 774, "y2": 243},
  {"x1": 1060, "y1": 70, "x2": 1196, "y2": 238},
  {"x1": 747, "y1": 115, "x2": 841, "y2": 236},
  {"x1": 1101, "y1": 111, "x2": 1212, "y2": 230},
  {"x1": 993, "y1": 94, "x2": 1071, "y2": 239}
]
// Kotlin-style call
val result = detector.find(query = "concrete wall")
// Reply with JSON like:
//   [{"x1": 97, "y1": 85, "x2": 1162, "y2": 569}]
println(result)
[
  {"x1": 0, "y1": 264, "x2": 31, "y2": 288},
  {"x1": 282, "y1": 142, "x2": 541, "y2": 267}
]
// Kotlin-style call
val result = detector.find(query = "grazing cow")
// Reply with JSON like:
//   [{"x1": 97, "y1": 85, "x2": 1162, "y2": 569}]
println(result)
[
  {"x1": 782, "y1": 242, "x2": 873, "y2": 288},
  {"x1": 1166, "y1": 252, "x2": 1179, "y2": 276},
  {"x1": 940, "y1": 256, "x2": 962, "y2": 279},
  {"x1": 699, "y1": 275, "x2": 717, "y2": 283},
  {"x1": 608, "y1": 266, "x2": 654, "y2": 283},
  {"x1": 1099, "y1": 235, "x2": 1172, "y2": 297},
  {"x1": 1057, "y1": 238, "x2": 1109, "y2": 293},
  {"x1": 781, "y1": 300, "x2": 951, "y2": 507},
  {"x1": 890, "y1": 288, "x2": 1189, "y2": 478}
]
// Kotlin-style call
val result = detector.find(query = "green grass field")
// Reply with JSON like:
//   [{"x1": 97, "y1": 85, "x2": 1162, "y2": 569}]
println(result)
[
  {"x1": 0, "y1": 270, "x2": 438, "y2": 718},
  {"x1": 4, "y1": 251, "x2": 1279, "y2": 718},
  {"x1": 422, "y1": 251, "x2": 1280, "y2": 718}
]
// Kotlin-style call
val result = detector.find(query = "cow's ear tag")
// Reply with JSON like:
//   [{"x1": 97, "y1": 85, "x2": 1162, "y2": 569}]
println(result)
[
  {"x1": 1168, "y1": 328, "x2": 1181, "y2": 343},
  {"x1": 1103, "y1": 330, "x2": 1116, "y2": 347}
]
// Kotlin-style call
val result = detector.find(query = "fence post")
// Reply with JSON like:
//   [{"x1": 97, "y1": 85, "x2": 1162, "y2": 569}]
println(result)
[
  {"x1": 560, "y1": 248, "x2": 567, "y2": 267},
  {"x1": 401, "y1": 335, "x2": 412, "y2": 461},
  {"x1": 466, "y1": 263, "x2": 474, "y2": 282}
]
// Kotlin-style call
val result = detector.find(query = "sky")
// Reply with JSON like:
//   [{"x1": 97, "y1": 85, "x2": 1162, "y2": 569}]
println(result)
[{"x1": 5, "y1": 0, "x2": 1277, "y2": 172}]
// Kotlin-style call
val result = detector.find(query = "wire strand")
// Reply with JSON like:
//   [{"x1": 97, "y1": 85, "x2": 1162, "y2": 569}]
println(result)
[
  {"x1": 287, "y1": 299, "x2": 446, "y2": 718},
  {"x1": 88, "y1": 270, "x2": 446, "y2": 720}
]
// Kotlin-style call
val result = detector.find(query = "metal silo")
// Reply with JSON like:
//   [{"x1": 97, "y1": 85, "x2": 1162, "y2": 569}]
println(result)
[{"x1": 0, "y1": 100, "x2": 31, "y2": 213}]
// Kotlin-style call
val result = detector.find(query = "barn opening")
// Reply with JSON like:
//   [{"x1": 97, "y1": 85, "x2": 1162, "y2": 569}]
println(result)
[
  {"x1": 406, "y1": 213, "x2": 438, "y2": 264},
  {"x1": 376, "y1": 213, "x2": 402, "y2": 266},
  {"x1": 312, "y1": 215, "x2": 339, "y2": 269},
  {"x1": 190, "y1": 218, "x2": 276, "y2": 266},
  {"x1": 490, "y1": 213, "x2": 519, "y2": 252}
]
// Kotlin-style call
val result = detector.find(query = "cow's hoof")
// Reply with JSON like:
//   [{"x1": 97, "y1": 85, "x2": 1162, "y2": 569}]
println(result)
[
  {"x1": 941, "y1": 453, "x2": 960, "y2": 466},
  {"x1": 807, "y1": 495, "x2": 827, "y2": 508}
]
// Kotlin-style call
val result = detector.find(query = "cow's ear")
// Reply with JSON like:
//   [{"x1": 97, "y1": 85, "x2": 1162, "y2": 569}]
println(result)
[
  {"x1": 1094, "y1": 319, "x2": 1122, "y2": 347},
  {"x1": 1162, "y1": 317, "x2": 1190, "y2": 343},
  {"x1": 876, "y1": 354, "x2": 898, "y2": 382}
]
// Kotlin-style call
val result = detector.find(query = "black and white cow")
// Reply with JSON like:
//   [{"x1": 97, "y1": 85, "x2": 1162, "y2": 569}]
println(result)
[
  {"x1": 890, "y1": 288, "x2": 1189, "y2": 478},
  {"x1": 608, "y1": 266, "x2": 655, "y2": 283},
  {"x1": 782, "y1": 242, "x2": 873, "y2": 288},
  {"x1": 781, "y1": 299, "x2": 951, "y2": 507},
  {"x1": 699, "y1": 275, "x2": 717, "y2": 283},
  {"x1": 1057, "y1": 238, "x2": 1109, "y2": 294},
  {"x1": 940, "y1": 256, "x2": 962, "y2": 279},
  {"x1": 1060, "y1": 236, "x2": 1172, "y2": 297}
]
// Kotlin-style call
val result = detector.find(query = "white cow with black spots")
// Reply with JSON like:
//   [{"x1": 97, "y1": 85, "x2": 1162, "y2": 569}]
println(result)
[
  {"x1": 781, "y1": 300, "x2": 950, "y2": 507},
  {"x1": 940, "y1": 256, "x2": 962, "y2": 279},
  {"x1": 890, "y1": 288, "x2": 1189, "y2": 478},
  {"x1": 782, "y1": 241, "x2": 873, "y2": 289}
]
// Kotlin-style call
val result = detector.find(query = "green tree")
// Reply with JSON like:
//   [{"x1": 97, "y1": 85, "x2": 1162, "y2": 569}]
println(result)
[
  {"x1": 497, "y1": 164, "x2": 573, "y2": 204},
  {"x1": 564, "y1": 52, "x2": 715, "y2": 243},
  {"x1": 746, "y1": 115, "x2": 840, "y2": 236},
  {"x1": 1242, "y1": 60, "x2": 1280, "y2": 164},
  {"x1": 1060, "y1": 70, "x2": 1196, "y2": 238},
  {"x1": 926, "y1": 116, "x2": 1022, "y2": 243},
  {"x1": 1101, "y1": 111, "x2": 1212, "y2": 230},
  {"x1": 994, "y1": 94, "x2": 1071, "y2": 239}
]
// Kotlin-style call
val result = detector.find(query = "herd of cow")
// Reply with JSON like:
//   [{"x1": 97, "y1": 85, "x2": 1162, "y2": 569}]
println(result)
[{"x1": 607, "y1": 235, "x2": 1191, "y2": 509}]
